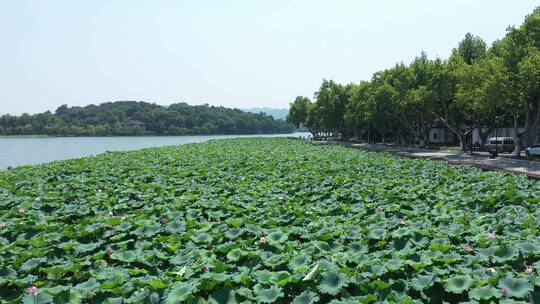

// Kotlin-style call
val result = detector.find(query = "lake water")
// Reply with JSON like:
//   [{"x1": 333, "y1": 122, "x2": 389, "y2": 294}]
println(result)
[{"x1": 0, "y1": 133, "x2": 311, "y2": 170}]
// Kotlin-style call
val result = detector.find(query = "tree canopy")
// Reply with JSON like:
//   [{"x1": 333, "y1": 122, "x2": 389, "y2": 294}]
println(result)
[
  {"x1": 286, "y1": 8, "x2": 540, "y2": 157},
  {"x1": 0, "y1": 101, "x2": 294, "y2": 136}
]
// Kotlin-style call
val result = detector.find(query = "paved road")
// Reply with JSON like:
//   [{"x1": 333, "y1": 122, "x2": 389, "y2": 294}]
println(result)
[{"x1": 347, "y1": 143, "x2": 540, "y2": 179}]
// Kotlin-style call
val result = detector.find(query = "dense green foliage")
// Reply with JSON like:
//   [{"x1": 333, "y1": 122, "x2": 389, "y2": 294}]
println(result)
[
  {"x1": 1, "y1": 138, "x2": 539, "y2": 303},
  {"x1": 0, "y1": 101, "x2": 294, "y2": 136},
  {"x1": 287, "y1": 8, "x2": 540, "y2": 156}
]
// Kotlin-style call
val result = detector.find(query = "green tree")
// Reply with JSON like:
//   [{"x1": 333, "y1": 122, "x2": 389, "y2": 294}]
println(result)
[{"x1": 286, "y1": 96, "x2": 312, "y2": 128}]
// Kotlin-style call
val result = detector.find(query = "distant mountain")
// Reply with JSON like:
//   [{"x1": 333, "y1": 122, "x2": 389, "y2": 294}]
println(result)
[{"x1": 242, "y1": 107, "x2": 289, "y2": 120}]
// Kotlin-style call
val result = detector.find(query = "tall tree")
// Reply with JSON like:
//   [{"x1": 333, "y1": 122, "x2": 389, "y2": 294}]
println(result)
[{"x1": 286, "y1": 96, "x2": 312, "y2": 128}]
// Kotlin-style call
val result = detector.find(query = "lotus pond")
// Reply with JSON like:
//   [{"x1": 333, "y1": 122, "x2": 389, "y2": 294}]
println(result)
[{"x1": 1, "y1": 138, "x2": 540, "y2": 303}]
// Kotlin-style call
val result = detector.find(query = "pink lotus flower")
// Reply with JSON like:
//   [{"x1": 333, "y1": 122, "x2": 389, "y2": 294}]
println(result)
[
  {"x1": 97, "y1": 189, "x2": 102, "y2": 193},
  {"x1": 500, "y1": 287, "x2": 508, "y2": 296},
  {"x1": 106, "y1": 247, "x2": 113, "y2": 255},
  {"x1": 0, "y1": 222, "x2": 6, "y2": 228},
  {"x1": 465, "y1": 245, "x2": 473, "y2": 253},
  {"x1": 17, "y1": 207, "x2": 26, "y2": 213},
  {"x1": 202, "y1": 266, "x2": 211, "y2": 273},
  {"x1": 26, "y1": 285, "x2": 38, "y2": 296},
  {"x1": 488, "y1": 267, "x2": 496, "y2": 273},
  {"x1": 108, "y1": 211, "x2": 114, "y2": 216},
  {"x1": 399, "y1": 219, "x2": 406, "y2": 225},
  {"x1": 525, "y1": 267, "x2": 533, "y2": 274},
  {"x1": 160, "y1": 217, "x2": 168, "y2": 224},
  {"x1": 487, "y1": 231, "x2": 495, "y2": 239},
  {"x1": 259, "y1": 236, "x2": 267, "y2": 245},
  {"x1": 376, "y1": 206, "x2": 384, "y2": 212}
]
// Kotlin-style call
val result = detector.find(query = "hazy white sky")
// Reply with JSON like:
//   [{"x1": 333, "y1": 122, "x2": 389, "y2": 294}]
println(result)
[{"x1": 0, "y1": 0, "x2": 537, "y2": 114}]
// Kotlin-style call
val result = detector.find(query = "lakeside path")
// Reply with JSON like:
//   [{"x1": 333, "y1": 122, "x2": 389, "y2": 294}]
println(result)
[{"x1": 313, "y1": 141, "x2": 540, "y2": 179}]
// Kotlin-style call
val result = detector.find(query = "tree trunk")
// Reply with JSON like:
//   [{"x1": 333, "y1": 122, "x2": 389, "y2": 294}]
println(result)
[
  {"x1": 380, "y1": 131, "x2": 385, "y2": 144},
  {"x1": 476, "y1": 124, "x2": 494, "y2": 150},
  {"x1": 513, "y1": 97, "x2": 540, "y2": 158}
]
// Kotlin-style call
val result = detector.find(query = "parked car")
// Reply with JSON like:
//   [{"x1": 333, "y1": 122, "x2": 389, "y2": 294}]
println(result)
[
  {"x1": 485, "y1": 137, "x2": 515, "y2": 153},
  {"x1": 526, "y1": 144, "x2": 540, "y2": 156}
]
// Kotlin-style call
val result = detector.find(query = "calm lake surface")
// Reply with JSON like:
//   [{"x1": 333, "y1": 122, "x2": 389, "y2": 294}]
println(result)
[{"x1": 0, "y1": 133, "x2": 310, "y2": 170}]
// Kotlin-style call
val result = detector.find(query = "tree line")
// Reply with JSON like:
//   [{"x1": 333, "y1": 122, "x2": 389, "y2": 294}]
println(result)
[
  {"x1": 287, "y1": 8, "x2": 540, "y2": 157},
  {"x1": 0, "y1": 101, "x2": 294, "y2": 136}
]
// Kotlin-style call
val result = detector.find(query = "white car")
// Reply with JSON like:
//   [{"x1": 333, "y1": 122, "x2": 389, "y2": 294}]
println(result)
[{"x1": 525, "y1": 144, "x2": 540, "y2": 156}]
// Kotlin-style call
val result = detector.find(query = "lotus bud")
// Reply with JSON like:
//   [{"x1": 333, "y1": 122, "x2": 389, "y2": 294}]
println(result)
[
  {"x1": 26, "y1": 285, "x2": 38, "y2": 296},
  {"x1": 487, "y1": 231, "x2": 495, "y2": 239},
  {"x1": 0, "y1": 221, "x2": 6, "y2": 228},
  {"x1": 525, "y1": 267, "x2": 533, "y2": 274},
  {"x1": 488, "y1": 267, "x2": 496, "y2": 273},
  {"x1": 17, "y1": 207, "x2": 26, "y2": 213},
  {"x1": 106, "y1": 247, "x2": 113, "y2": 255},
  {"x1": 399, "y1": 219, "x2": 406, "y2": 225},
  {"x1": 108, "y1": 211, "x2": 114, "y2": 216},
  {"x1": 160, "y1": 216, "x2": 168, "y2": 224},
  {"x1": 465, "y1": 245, "x2": 473, "y2": 253},
  {"x1": 376, "y1": 206, "x2": 384, "y2": 212},
  {"x1": 500, "y1": 287, "x2": 508, "y2": 296},
  {"x1": 259, "y1": 235, "x2": 267, "y2": 244},
  {"x1": 202, "y1": 266, "x2": 210, "y2": 273}
]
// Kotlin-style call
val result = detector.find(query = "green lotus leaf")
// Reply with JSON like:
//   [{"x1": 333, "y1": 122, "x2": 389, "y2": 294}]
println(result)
[
  {"x1": 410, "y1": 274, "x2": 436, "y2": 291},
  {"x1": 110, "y1": 251, "x2": 137, "y2": 263},
  {"x1": 50, "y1": 289, "x2": 83, "y2": 304},
  {"x1": 289, "y1": 255, "x2": 311, "y2": 271},
  {"x1": 191, "y1": 232, "x2": 213, "y2": 244},
  {"x1": 117, "y1": 222, "x2": 132, "y2": 231},
  {"x1": 165, "y1": 280, "x2": 199, "y2": 304},
  {"x1": 170, "y1": 253, "x2": 191, "y2": 265},
  {"x1": 317, "y1": 270, "x2": 350, "y2": 295},
  {"x1": 102, "y1": 298, "x2": 123, "y2": 304},
  {"x1": 267, "y1": 231, "x2": 288, "y2": 245},
  {"x1": 149, "y1": 278, "x2": 167, "y2": 289},
  {"x1": 469, "y1": 285, "x2": 500, "y2": 300},
  {"x1": 224, "y1": 228, "x2": 243, "y2": 239},
  {"x1": 256, "y1": 285, "x2": 283, "y2": 303},
  {"x1": 42, "y1": 285, "x2": 70, "y2": 296},
  {"x1": 443, "y1": 275, "x2": 473, "y2": 294},
  {"x1": 74, "y1": 242, "x2": 100, "y2": 254},
  {"x1": 498, "y1": 276, "x2": 533, "y2": 298},
  {"x1": 74, "y1": 278, "x2": 100, "y2": 296},
  {"x1": 20, "y1": 258, "x2": 42, "y2": 272},
  {"x1": 493, "y1": 245, "x2": 517, "y2": 262},
  {"x1": 519, "y1": 243, "x2": 540, "y2": 255},
  {"x1": 498, "y1": 300, "x2": 530, "y2": 304},
  {"x1": 226, "y1": 248, "x2": 245, "y2": 262},
  {"x1": 292, "y1": 291, "x2": 319, "y2": 304},
  {"x1": 22, "y1": 293, "x2": 54, "y2": 304},
  {"x1": 208, "y1": 286, "x2": 237, "y2": 304},
  {"x1": 165, "y1": 220, "x2": 186, "y2": 234},
  {"x1": 255, "y1": 270, "x2": 274, "y2": 284},
  {"x1": 271, "y1": 271, "x2": 291, "y2": 286},
  {"x1": 368, "y1": 228, "x2": 386, "y2": 240},
  {"x1": 244, "y1": 224, "x2": 262, "y2": 235}
]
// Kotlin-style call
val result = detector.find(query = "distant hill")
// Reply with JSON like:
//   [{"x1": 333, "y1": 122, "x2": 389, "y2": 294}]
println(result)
[
  {"x1": 242, "y1": 107, "x2": 289, "y2": 120},
  {"x1": 0, "y1": 101, "x2": 294, "y2": 136}
]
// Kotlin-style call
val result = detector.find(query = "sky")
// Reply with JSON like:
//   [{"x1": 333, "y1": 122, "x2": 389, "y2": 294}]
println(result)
[{"x1": 0, "y1": 1, "x2": 538, "y2": 115}]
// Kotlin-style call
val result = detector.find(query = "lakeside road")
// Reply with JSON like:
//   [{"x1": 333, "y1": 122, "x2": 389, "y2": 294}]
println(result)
[{"x1": 313, "y1": 141, "x2": 540, "y2": 179}]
